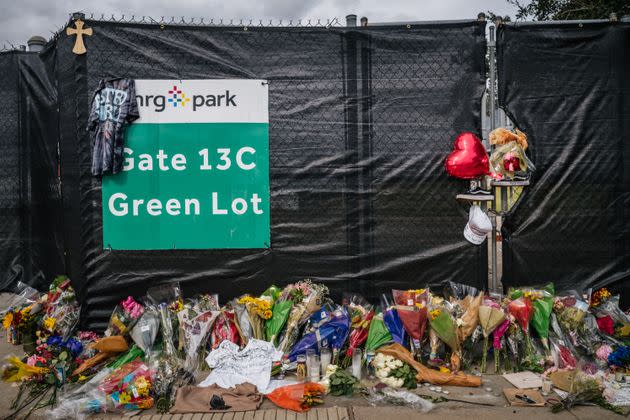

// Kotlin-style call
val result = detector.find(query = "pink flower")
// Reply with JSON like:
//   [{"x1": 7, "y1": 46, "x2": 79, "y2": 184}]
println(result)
[
  {"x1": 121, "y1": 296, "x2": 144, "y2": 319},
  {"x1": 596, "y1": 344, "x2": 613, "y2": 362}
]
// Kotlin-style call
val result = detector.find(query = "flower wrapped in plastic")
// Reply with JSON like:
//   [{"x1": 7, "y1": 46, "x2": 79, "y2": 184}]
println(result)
[
  {"x1": 267, "y1": 382, "x2": 325, "y2": 412},
  {"x1": 428, "y1": 307, "x2": 461, "y2": 371},
  {"x1": 489, "y1": 141, "x2": 534, "y2": 180},
  {"x1": 211, "y1": 310, "x2": 241, "y2": 349},
  {"x1": 95, "y1": 359, "x2": 155, "y2": 412},
  {"x1": 365, "y1": 312, "x2": 392, "y2": 352},
  {"x1": 177, "y1": 299, "x2": 219, "y2": 372},
  {"x1": 492, "y1": 319, "x2": 510, "y2": 373},
  {"x1": 288, "y1": 307, "x2": 349, "y2": 362},
  {"x1": 238, "y1": 294, "x2": 272, "y2": 340},
  {"x1": 266, "y1": 281, "x2": 314, "y2": 345},
  {"x1": 380, "y1": 294, "x2": 406, "y2": 345},
  {"x1": 392, "y1": 289, "x2": 429, "y2": 359},
  {"x1": 478, "y1": 297, "x2": 505, "y2": 372},
  {"x1": 104, "y1": 296, "x2": 145, "y2": 337},
  {"x1": 278, "y1": 282, "x2": 329, "y2": 354},
  {"x1": 341, "y1": 293, "x2": 375, "y2": 368}
]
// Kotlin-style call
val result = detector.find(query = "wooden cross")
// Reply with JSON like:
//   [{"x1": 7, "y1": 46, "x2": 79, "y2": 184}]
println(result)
[{"x1": 66, "y1": 19, "x2": 92, "y2": 55}]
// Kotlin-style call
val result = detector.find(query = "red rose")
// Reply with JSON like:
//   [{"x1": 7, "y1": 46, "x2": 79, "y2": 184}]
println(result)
[{"x1": 596, "y1": 315, "x2": 615, "y2": 335}]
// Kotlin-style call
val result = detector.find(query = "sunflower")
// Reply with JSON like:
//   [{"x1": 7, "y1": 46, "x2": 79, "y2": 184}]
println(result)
[{"x1": 2, "y1": 313, "x2": 13, "y2": 330}]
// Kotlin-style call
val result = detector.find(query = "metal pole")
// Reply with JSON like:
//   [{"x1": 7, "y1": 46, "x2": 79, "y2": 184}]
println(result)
[{"x1": 488, "y1": 22, "x2": 498, "y2": 293}]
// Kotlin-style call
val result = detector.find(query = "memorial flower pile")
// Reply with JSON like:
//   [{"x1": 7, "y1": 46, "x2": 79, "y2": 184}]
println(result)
[{"x1": 0, "y1": 279, "x2": 628, "y2": 416}]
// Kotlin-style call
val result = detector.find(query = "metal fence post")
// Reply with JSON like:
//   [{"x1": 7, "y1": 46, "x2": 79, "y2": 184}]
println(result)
[{"x1": 488, "y1": 21, "x2": 498, "y2": 293}]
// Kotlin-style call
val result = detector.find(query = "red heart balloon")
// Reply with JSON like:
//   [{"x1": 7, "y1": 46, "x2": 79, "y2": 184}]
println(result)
[{"x1": 445, "y1": 132, "x2": 489, "y2": 179}]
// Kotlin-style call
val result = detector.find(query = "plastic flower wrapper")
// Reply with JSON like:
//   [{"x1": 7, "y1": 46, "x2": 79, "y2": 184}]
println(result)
[
  {"x1": 592, "y1": 293, "x2": 630, "y2": 325},
  {"x1": 130, "y1": 306, "x2": 159, "y2": 359},
  {"x1": 550, "y1": 337, "x2": 577, "y2": 369},
  {"x1": 104, "y1": 296, "x2": 144, "y2": 337},
  {"x1": 428, "y1": 308, "x2": 461, "y2": 371},
  {"x1": 489, "y1": 141, "x2": 534, "y2": 179},
  {"x1": 380, "y1": 294, "x2": 406, "y2": 345},
  {"x1": 177, "y1": 300, "x2": 219, "y2": 372},
  {"x1": 238, "y1": 294, "x2": 272, "y2": 340},
  {"x1": 210, "y1": 310, "x2": 240, "y2": 349},
  {"x1": 455, "y1": 294, "x2": 483, "y2": 344},
  {"x1": 267, "y1": 382, "x2": 325, "y2": 412},
  {"x1": 507, "y1": 297, "x2": 533, "y2": 343},
  {"x1": 95, "y1": 358, "x2": 155, "y2": 413},
  {"x1": 279, "y1": 282, "x2": 329, "y2": 354},
  {"x1": 366, "y1": 386, "x2": 434, "y2": 412},
  {"x1": 378, "y1": 343, "x2": 481, "y2": 387},
  {"x1": 341, "y1": 293, "x2": 375, "y2": 368},
  {"x1": 288, "y1": 306, "x2": 349, "y2": 362},
  {"x1": 531, "y1": 296, "x2": 553, "y2": 352},
  {"x1": 555, "y1": 292, "x2": 589, "y2": 333},
  {"x1": 266, "y1": 280, "x2": 313, "y2": 345},
  {"x1": 232, "y1": 298, "x2": 254, "y2": 341},
  {"x1": 478, "y1": 298, "x2": 505, "y2": 372},
  {"x1": 392, "y1": 289, "x2": 429, "y2": 359},
  {"x1": 261, "y1": 284, "x2": 281, "y2": 303},
  {"x1": 492, "y1": 319, "x2": 510, "y2": 373},
  {"x1": 365, "y1": 312, "x2": 392, "y2": 352},
  {"x1": 303, "y1": 303, "x2": 334, "y2": 335},
  {"x1": 444, "y1": 281, "x2": 480, "y2": 300}
]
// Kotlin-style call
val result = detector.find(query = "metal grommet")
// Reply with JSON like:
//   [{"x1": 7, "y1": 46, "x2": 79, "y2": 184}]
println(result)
[
  {"x1": 406, "y1": 24, "x2": 411, "y2": 29},
  {"x1": 160, "y1": 24, "x2": 165, "y2": 30},
  {"x1": 578, "y1": 23, "x2": 583, "y2": 28},
  {"x1": 243, "y1": 26, "x2": 248, "y2": 31}
]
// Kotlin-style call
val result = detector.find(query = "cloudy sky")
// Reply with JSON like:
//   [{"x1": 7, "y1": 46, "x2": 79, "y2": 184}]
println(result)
[{"x1": 3, "y1": 0, "x2": 518, "y2": 46}]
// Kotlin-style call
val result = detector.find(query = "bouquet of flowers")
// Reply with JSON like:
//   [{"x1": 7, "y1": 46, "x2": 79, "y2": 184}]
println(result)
[
  {"x1": 381, "y1": 294, "x2": 406, "y2": 345},
  {"x1": 267, "y1": 382, "x2": 325, "y2": 412},
  {"x1": 3, "y1": 334, "x2": 84, "y2": 417},
  {"x1": 492, "y1": 319, "x2": 510, "y2": 373},
  {"x1": 392, "y1": 289, "x2": 429, "y2": 359},
  {"x1": 3, "y1": 305, "x2": 38, "y2": 345},
  {"x1": 238, "y1": 294, "x2": 272, "y2": 341},
  {"x1": 373, "y1": 353, "x2": 417, "y2": 389},
  {"x1": 288, "y1": 307, "x2": 349, "y2": 362},
  {"x1": 177, "y1": 296, "x2": 220, "y2": 372},
  {"x1": 210, "y1": 310, "x2": 241, "y2": 349},
  {"x1": 365, "y1": 312, "x2": 393, "y2": 352},
  {"x1": 104, "y1": 296, "x2": 144, "y2": 337},
  {"x1": 266, "y1": 281, "x2": 313, "y2": 345},
  {"x1": 428, "y1": 305, "x2": 461, "y2": 371},
  {"x1": 94, "y1": 359, "x2": 154, "y2": 412},
  {"x1": 341, "y1": 293, "x2": 374, "y2": 368},
  {"x1": 507, "y1": 297, "x2": 534, "y2": 352},
  {"x1": 478, "y1": 297, "x2": 505, "y2": 372}
]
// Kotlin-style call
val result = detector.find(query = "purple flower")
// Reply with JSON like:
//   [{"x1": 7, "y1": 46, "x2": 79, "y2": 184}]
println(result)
[{"x1": 47, "y1": 335, "x2": 62, "y2": 347}]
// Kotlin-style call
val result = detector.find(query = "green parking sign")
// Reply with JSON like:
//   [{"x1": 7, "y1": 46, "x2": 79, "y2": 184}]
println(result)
[{"x1": 102, "y1": 80, "x2": 270, "y2": 250}]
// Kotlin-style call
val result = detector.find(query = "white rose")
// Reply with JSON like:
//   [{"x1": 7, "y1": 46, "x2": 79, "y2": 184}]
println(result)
[
  {"x1": 394, "y1": 378, "x2": 404, "y2": 388},
  {"x1": 394, "y1": 360, "x2": 403, "y2": 368}
]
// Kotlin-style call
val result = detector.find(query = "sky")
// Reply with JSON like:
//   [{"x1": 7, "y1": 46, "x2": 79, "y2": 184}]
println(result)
[{"x1": 2, "y1": 0, "x2": 518, "y2": 47}]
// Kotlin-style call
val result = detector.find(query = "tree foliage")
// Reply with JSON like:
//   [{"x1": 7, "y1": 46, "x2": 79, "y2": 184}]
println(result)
[{"x1": 507, "y1": 0, "x2": 630, "y2": 21}]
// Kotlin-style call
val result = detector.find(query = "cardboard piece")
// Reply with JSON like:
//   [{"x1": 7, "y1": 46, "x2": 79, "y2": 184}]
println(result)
[
  {"x1": 503, "y1": 388, "x2": 546, "y2": 407},
  {"x1": 502, "y1": 371, "x2": 543, "y2": 389},
  {"x1": 549, "y1": 370, "x2": 576, "y2": 392}
]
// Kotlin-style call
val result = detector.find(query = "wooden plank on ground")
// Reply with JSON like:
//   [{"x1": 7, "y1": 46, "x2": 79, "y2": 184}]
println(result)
[
  {"x1": 337, "y1": 407, "x2": 349, "y2": 420},
  {"x1": 326, "y1": 407, "x2": 339, "y2": 420}
]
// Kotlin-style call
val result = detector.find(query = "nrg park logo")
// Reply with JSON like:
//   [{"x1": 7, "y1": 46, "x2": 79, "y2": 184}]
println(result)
[{"x1": 136, "y1": 85, "x2": 237, "y2": 113}]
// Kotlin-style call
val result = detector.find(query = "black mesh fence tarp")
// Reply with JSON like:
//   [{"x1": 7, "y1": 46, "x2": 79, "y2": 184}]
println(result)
[
  {"x1": 52, "y1": 20, "x2": 487, "y2": 329},
  {"x1": 497, "y1": 22, "x2": 630, "y2": 301},
  {"x1": 0, "y1": 51, "x2": 64, "y2": 290}
]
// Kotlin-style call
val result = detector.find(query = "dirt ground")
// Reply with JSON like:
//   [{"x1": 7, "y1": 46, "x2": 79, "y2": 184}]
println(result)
[{"x1": 0, "y1": 293, "x2": 621, "y2": 419}]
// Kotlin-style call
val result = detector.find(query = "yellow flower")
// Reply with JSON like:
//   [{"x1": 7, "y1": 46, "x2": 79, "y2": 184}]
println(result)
[
  {"x1": 43, "y1": 317, "x2": 56, "y2": 332},
  {"x1": 439, "y1": 366, "x2": 451, "y2": 373},
  {"x1": 429, "y1": 309, "x2": 441, "y2": 321},
  {"x1": 2, "y1": 313, "x2": 13, "y2": 330},
  {"x1": 135, "y1": 377, "x2": 150, "y2": 396},
  {"x1": 119, "y1": 392, "x2": 131, "y2": 404},
  {"x1": 263, "y1": 310, "x2": 273, "y2": 319},
  {"x1": 78, "y1": 375, "x2": 88, "y2": 382}
]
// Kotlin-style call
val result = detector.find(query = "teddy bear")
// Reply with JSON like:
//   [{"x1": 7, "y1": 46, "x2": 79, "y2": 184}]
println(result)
[{"x1": 489, "y1": 127, "x2": 528, "y2": 150}]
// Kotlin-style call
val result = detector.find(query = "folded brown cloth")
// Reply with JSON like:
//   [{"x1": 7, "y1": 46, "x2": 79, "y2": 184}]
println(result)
[{"x1": 170, "y1": 383, "x2": 263, "y2": 413}]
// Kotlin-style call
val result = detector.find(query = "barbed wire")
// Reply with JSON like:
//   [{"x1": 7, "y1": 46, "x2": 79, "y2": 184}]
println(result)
[{"x1": 77, "y1": 13, "x2": 343, "y2": 28}]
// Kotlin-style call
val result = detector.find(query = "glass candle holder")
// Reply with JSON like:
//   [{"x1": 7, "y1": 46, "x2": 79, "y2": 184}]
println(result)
[
  {"x1": 352, "y1": 349, "x2": 362, "y2": 380},
  {"x1": 320, "y1": 347, "x2": 332, "y2": 375},
  {"x1": 296, "y1": 354, "x2": 307, "y2": 381},
  {"x1": 307, "y1": 350, "x2": 321, "y2": 382}
]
